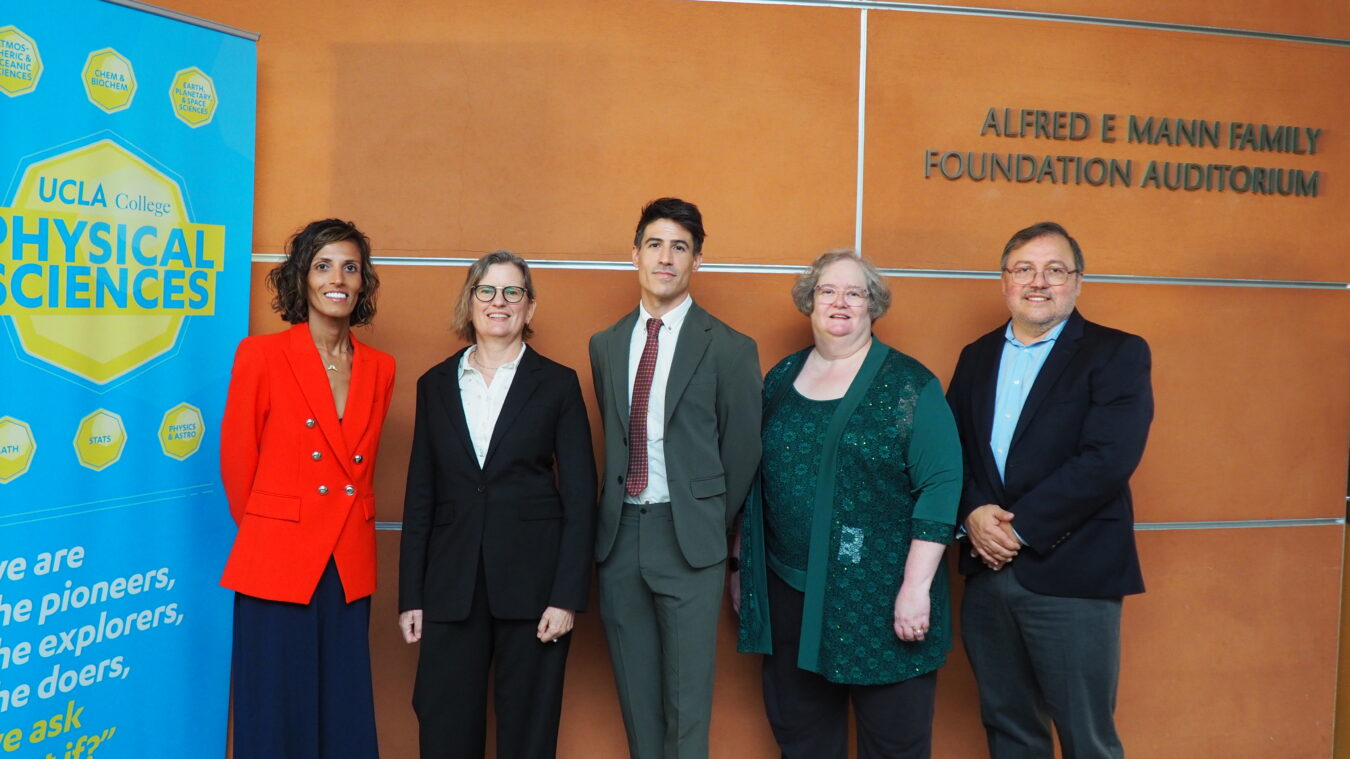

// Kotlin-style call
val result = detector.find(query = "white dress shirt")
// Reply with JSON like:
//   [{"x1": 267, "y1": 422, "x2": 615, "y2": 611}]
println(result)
[
  {"x1": 458, "y1": 343, "x2": 526, "y2": 468},
  {"x1": 625, "y1": 296, "x2": 694, "y2": 504}
]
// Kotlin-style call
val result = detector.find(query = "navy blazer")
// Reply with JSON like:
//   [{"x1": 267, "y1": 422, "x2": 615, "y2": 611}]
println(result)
[
  {"x1": 398, "y1": 345, "x2": 597, "y2": 621},
  {"x1": 946, "y1": 310, "x2": 1153, "y2": 598}
]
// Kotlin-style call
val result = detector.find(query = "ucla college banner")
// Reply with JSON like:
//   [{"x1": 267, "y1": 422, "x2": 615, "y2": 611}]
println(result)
[{"x1": 0, "y1": 1, "x2": 255, "y2": 756}]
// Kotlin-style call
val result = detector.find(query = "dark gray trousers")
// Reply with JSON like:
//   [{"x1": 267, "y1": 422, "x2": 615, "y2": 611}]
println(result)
[{"x1": 961, "y1": 568, "x2": 1124, "y2": 759}]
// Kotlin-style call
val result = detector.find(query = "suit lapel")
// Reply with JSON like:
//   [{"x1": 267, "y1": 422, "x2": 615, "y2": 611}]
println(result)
[
  {"x1": 284, "y1": 324, "x2": 353, "y2": 477},
  {"x1": 608, "y1": 309, "x2": 638, "y2": 431},
  {"x1": 664, "y1": 303, "x2": 712, "y2": 426},
  {"x1": 341, "y1": 332, "x2": 376, "y2": 454},
  {"x1": 1009, "y1": 310, "x2": 1085, "y2": 451},
  {"x1": 483, "y1": 346, "x2": 542, "y2": 470},
  {"x1": 433, "y1": 348, "x2": 478, "y2": 467}
]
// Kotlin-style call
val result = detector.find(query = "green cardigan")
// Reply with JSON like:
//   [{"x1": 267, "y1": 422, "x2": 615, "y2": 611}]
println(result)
[{"x1": 738, "y1": 339, "x2": 963, "y2": 684}]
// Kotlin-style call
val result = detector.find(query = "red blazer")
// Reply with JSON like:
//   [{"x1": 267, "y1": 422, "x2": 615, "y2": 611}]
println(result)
[{"x1": 219, "y1": 323, "x2": 396, "y2": 603}]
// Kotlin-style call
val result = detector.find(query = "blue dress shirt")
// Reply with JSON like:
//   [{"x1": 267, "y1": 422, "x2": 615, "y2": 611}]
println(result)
[{"x1": 990, "y1": 318, "x2": 1068, "y2": 482}]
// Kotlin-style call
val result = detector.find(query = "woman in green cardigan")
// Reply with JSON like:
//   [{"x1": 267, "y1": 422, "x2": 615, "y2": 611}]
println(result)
[{"x1": 737, "y1": 250, "x2": 963, "y2": 759}]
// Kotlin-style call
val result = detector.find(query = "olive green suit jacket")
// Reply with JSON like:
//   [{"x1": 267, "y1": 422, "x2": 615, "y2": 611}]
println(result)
[{"x1": 589, "y1": 302, "x2": 762, "y2": 568}]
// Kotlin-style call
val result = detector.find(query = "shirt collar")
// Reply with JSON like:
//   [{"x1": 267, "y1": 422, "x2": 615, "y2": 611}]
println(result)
[
  {"x1": 459, "y1": 342, "x2": 527, "y2": 378},
  {"x1": 637, "y1": 295, "x2": 694, "y2": 333},
  {"x1": 1004, "y1": 317, "x2": 1068, "y2": 348}
]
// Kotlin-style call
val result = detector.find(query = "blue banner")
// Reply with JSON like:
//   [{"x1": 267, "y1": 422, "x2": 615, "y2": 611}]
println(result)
[{"x1": 0, "y1": 1, "x2": 255, "y2": 756}]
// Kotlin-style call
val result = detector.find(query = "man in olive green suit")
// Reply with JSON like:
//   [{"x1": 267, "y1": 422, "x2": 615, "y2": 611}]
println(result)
[{"x1": 590, "y1": 197, "x2": 762, "y2": 759}]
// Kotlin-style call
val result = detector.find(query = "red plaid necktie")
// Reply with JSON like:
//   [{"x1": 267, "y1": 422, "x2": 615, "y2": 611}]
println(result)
[{"x1": 626, "y1": 317, "x2": 662, "y2": 496}]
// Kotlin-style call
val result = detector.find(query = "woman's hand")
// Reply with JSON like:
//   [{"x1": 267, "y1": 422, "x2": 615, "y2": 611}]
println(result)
[
  {"x1": 893, "y1": 583, "x2": 931, "y2": 642},
  {"x1": 537, "y1": 606, "x2": 575, "y2": 643},
  {"x1": 399, "y1": 609, "x2": 424, "y2": 644}
]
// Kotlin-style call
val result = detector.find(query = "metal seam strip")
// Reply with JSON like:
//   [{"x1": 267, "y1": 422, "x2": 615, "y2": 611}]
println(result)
[
  {"x1": 854, "y1": 9, "x2": 868, "y2": 254},
  {"x1": 249, "y1": 254, "x2": 1350, "y2": 290},
  {"x1": 99, "y1": 0, "x2": 261, "y2": 40},
  {"x1": 374, "y1": 517, "x2": 1345, "y2": 532},
  {"x1": 690, "y1": 0, "x2": 1350, "y2": 47},
  {"x1": 1135, "y1": 518, "x2": 1345, "y2": 530}
]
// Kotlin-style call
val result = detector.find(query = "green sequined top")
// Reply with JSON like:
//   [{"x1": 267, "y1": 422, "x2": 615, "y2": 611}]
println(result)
[{"x1": 739, "y1": 341, "x2": 963, "y2": 685}]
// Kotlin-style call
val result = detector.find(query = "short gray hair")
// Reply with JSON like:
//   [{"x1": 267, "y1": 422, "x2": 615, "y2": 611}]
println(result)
[{"x1": 790, "y1": 249, "x2": 891, "y2": 320}]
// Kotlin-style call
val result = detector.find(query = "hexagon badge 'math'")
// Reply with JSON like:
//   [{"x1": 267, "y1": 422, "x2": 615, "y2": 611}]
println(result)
[
  {"x1": 0, "y1": 26, "x2": 43, "y2": 97},
  {"x1": 0, "y1": 416, "x2": 37, "y2": 483},
  {"x1": 83, "y1": 48, "x2": 137, "y2": 113},
  {"x1": 74, "y1": 409, "x2": 126, "y2": 471}
]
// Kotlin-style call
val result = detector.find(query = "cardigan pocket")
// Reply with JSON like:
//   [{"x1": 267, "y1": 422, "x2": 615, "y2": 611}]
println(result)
[{"x1": 244, "y1": 490, "x2": 300, "y2": 521}]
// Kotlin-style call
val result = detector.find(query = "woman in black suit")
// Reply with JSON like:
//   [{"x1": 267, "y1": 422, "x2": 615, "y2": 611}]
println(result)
[{"x1": 398, "y1": 250, "x2": 596, "y2": 759}]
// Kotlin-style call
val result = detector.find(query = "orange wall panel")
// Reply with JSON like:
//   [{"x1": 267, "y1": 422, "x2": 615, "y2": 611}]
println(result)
[
  {"x1": 160, "y1": 0, "x2": 859, "y2": 264},
  {"x1": 333, "y1": 266, "x2": 1350, "y2": 527},
  {"x1": 1119, "y1": 526, "x2": 1342, "y2": 757},
  {"x1": 863, "y1": 12, "x2": 1350, "y2": 282},
  {"x1": 369, "y1": 523, "x2": 1342, "y2": 757}
]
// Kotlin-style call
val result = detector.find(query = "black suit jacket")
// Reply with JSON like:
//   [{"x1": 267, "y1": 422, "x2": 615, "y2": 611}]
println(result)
[
  {"x1": 399, "y1": 345, "x2": 597, "y2": 621},
  {"x1": 946, "y1": 310, "x2": 1153, "y2": 598}
]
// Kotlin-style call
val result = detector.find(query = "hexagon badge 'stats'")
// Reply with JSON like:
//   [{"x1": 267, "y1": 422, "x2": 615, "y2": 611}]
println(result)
[
  {"x1": 73, "y1": 409, "x2": 125, "y2": 471},
  {"x1": 0, "y1": 134, "x2": 226, "y2": 386},
  {"x1": 82, "y1": 48, "x2": 136, "y2": 113},
  {"x1": 169, "y1": 67, "x2": 216, "y2": 127},
  {"x1": 0, "y1": 416, "x2": 37, "y2": 483},
  {"x1": 0, "y1": 26, "x2": 42, "y2": 97}
]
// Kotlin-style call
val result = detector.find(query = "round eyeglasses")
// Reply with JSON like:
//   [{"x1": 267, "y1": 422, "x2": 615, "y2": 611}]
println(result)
[
  {"x1": 813, "y1": 285, "x2": 870, "y2": 307},
  {"x1": 471, "y1": 285, "x2": 528, "y2": 303},
  {"x1": 1001, "y1": 265, "x2": 1080, "y2": 286}
]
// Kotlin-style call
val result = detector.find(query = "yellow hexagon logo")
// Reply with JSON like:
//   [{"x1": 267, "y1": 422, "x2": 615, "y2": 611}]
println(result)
[
  {"x1": 0, "y1": 26, "x2": 43, "y2": 97},
  {"x1": 73, "y1": 409, "x2": 126, "y2": 471},
  {"x1": 169, "y1": 67, "x2": 217, "y2": 128},
  {"x1": 1, "y1": 136, "x2": 224, "y2": 385},
  {"x1": 82, "y1": 48, "x2": 136, "y2": 113},
  {"x1": 0, "y1": 416, "x2": 37, "y2": 484},
  {"x1": 158, "y1": 402, "x2": 204, "y2": 460}
]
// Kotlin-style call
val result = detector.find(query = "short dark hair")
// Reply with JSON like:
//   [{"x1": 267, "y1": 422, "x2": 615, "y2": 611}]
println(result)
[
  {"x1": 633, "y1": 197, "x2": 706, "y2": 254},
  {"x1": 452, "y1": 250, "x2": 536, "y2": 342},
  {"x1": 1000, "y1": 221, "x2": 1085, "y2": 273},
  {"x1": 268, "y1": 219, "x2": 379, "y2": 326}
]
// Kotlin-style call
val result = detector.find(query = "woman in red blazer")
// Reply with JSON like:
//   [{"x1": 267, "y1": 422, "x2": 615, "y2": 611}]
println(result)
[
  {"x1": 220, "y1": 219, "x2": 395, "y2": 759},
  {"x1": 398, "y1": 250, "x2": 596, "y2": 758}
]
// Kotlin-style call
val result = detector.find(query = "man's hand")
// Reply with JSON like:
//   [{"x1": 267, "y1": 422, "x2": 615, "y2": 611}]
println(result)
[{"x1": 965, "y1": 504, "x2": 1020, "y2": 570}]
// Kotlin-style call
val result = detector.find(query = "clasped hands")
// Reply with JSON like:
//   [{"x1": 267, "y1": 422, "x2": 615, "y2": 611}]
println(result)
[
  {"x1": 398, "y1": 606, "x2": 576, "y2": 644},
  {"x1": 965, "y1": 504, "x2": 1020, "y2": 571}
]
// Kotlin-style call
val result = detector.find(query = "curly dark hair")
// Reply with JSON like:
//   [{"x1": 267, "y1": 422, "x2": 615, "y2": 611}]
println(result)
[{"x1": 267, "y1": 219, "x2": 379, "y2": 326}]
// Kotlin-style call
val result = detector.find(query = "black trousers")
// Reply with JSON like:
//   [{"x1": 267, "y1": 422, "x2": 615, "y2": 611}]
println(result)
[
  {"x1": 762, "y1": 570, "x2": 938, "y2": 759},
  {"x1": 413, "y1": 558, "x2": 571, "y2": 758},
  {"x1": 232, "y1": 559, "x2": 378, "y2": 759}
]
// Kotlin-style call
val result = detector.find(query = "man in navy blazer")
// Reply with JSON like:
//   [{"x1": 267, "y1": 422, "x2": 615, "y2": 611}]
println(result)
[{"x1": 946, "y1": 222, "x2": 1153, "y2": 759}]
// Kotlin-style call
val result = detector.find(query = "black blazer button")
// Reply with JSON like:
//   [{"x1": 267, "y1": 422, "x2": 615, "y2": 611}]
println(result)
[
  {"x1": 476, "y1": 485, "x2": 485, "y2": 493},
  {"x1": 617, "y1": 475, "x2": 624, "y2": 484}
]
